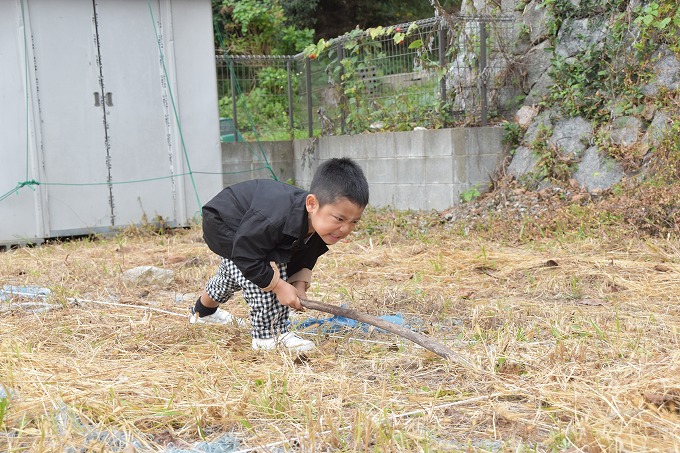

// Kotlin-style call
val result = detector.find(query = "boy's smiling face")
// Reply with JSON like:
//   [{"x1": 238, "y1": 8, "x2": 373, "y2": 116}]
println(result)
[{"x1": 306, "y1": 195, "x2": 364, "y2": 245}]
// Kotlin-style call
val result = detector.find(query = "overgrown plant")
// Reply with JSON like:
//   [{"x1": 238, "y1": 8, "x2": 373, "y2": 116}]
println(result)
[
  {"x1": 218, "y1": 65, "x2": 303, "y2": 139},
  {"x1": 529, "y1": 125, "x2": 573, "y2": 183},
  {"x1": 213, "y1": 0, "x2": 314, "y2": 55},
  {"x1": 502, "y1": 120, "x2": 523, "y2": 149},
  {"x1": 542, "y1": 0, "x2": 679, "y2": 121},
  {"x1": 304, "y1": 22, "x2": 452, "y2": 134},
  {"x1": 460, "y1": 186, "x2": 481, "y2": 203},
  {"x1": 633, "y1": 1, "x2": 680, "y2": 53}
]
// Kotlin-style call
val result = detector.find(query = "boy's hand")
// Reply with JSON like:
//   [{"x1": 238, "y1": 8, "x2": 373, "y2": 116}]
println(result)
[
  {"x1": 272, "y1": 280, "x2": 304, "y2": 311},
  {"x1": 291, "y1": 281, "x2": 308, "y2": 302}
]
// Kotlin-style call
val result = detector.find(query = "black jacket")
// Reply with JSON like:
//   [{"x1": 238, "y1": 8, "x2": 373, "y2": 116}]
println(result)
[{"x1": 202, "y1": 179, "x2": 328, "y2": 289}]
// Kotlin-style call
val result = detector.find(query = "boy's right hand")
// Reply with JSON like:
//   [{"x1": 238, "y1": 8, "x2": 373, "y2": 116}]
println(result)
[{"x1": 272, "y1": 280, "x2": 304, "y2": 311}]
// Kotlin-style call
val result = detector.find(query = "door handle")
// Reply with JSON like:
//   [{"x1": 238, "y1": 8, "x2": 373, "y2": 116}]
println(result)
[
  {"x1": 94, "y1": 92, "x2": 101, "y2": 106},
  {"x1": 105, "y1": 92, "x2": 113, "y2": 106}
]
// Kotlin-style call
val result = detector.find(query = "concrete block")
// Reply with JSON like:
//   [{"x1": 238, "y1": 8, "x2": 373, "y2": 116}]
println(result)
[
  {"x1": 221, "y1": 141, "x2": 294, "y2": 186},
  {"x1": 391, "y1": 183, "x2": 452, "y2": 211},
  {"x1": 396, "y1": 158, "x2": 425, "y2": 184},
  {"x1": 424, "y1": 184, "x2": 455, "y2": 210},
  {"x1": 467, "y1": 153, "x2": 503, "y2": 187},
  {"x1": 335, "y1": 135, "x2": 368, "y2": 159},
  {"x1": 372, "y1": 133, "x2": 395, "y2": 159},
  {"x1": 370, "y1": 182, "x2": 398, "y2": 207},
  {"x1": 394, "y1": 184, "x2": 419, "y2": 210},
  {"x1": 403, "y1": 130, "x2": 425, "y2": 157},
  {"x1": 452, "y1": 154, "x2": 467, "y2": 184},
  {"x1": 424, "y1": 156, "x2": 454, "y2": 184},
  {"x1": 467, "y1": 127, "x2": 505, "y2": 156},
  {"x1": 292, "y1": 139, "x2": 316, "y2": 189},
  {"x1": 424, "y1": 129, "x2": 455, "y2": 157},
  {"x1": 365, "y1": 157, "x2": 396, "y2": 182},
  {"x1": 451, "y1": 182, "x2": 468, "y2": 201},
  {"x1": 451, "y1": 129, "x2": 468, "y2": 157},
  {"x1": 344, "y1": 135, "x2": 364, "y2": 159}
]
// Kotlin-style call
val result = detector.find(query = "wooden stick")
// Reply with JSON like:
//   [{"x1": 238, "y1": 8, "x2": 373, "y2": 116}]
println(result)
[{"x1": 299, "y1": 298, "x2": 473, "y2": 366}]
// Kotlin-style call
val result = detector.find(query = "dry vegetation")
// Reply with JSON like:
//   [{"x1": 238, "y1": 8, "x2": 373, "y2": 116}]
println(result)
[{"x1": 1, "y1": 188, "x2": 679, "y2": 452}]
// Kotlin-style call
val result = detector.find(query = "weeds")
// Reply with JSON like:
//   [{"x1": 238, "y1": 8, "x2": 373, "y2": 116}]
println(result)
[{"x1": 0, "y1": 396, "x2": 7, "y2": 427}]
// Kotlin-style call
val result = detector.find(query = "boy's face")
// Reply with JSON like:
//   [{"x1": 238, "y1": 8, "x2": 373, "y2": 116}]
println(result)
[{"x1": 306, "y1": 195, "x2": 364, "y2": 245}]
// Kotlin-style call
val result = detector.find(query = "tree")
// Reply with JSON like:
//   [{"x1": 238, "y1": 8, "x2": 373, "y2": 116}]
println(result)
[
  {"x1": 212, "y1": 0, "x2": 314, "y2": 55},
  {"x1": 312, "y1": 0, "x2": 461, "y2": 40},
  {"x1": 280, "y1": 0, "x2": 320, "y2": 30},
  {"x1": 213, "y1": 0, "x2": 462, "y2": 52}
]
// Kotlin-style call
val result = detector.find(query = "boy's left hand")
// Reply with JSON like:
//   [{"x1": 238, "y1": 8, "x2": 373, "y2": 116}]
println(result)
[{"x1": 291, "y1": 281, "x2": 308, "y2": 302}]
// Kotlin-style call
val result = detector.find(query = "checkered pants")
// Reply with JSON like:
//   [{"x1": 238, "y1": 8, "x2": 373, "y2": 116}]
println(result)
[{"x1": 205, "y1": 258, "x2": 289, "y2": 339}]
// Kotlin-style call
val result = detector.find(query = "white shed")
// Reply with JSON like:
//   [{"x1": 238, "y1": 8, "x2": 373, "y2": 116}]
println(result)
[{"x1": 1, "y1": 0, "x2": 222, "y2": 247}]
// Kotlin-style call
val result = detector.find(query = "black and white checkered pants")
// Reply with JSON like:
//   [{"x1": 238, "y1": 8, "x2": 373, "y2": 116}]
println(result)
[{"x1": 205, "y1": 258, "x2": 289, "y2": 339}]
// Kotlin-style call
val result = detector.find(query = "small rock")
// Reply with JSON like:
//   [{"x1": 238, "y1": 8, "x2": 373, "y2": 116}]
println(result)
[
  {"x1": 573, "y1": 146, "x2": 624, "y2": 192},
  {"x1": 641, "y1": 44, "x2": 680, "y2": 97},
  {"x1": 122, "y1": 266, "x2": 174, "y2": 287},
  {"x1": 507, "y1": 146, "x2": 540, "y2": 179},
  {"x1": 556, "y1": 16, "x2": 608, "y2": 58},
  {"x1": 549, "y1": 116, "x2": 593, "y2": 158},
  {"x1": 643, "y1": 110, "x2": 672, "y2": 149},
  {"x1": 515, "y1": 105, "x2": 539, "y2": 128},
  {"x1": 522, "y1": 0, "x2": 551, "y2": 44},
  {"x1": 609, "y1": 116, "x2": 642, "y2": 147}
]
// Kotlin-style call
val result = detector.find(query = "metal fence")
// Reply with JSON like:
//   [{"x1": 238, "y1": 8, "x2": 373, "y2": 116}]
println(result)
[{"x1": 216, "y1": 15, "x2": 515, "y2": 142}]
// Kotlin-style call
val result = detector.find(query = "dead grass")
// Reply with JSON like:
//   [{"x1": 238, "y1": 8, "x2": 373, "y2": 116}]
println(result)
[{"x1": 1, "y1": 217, "x2": 679, "y2": 452}]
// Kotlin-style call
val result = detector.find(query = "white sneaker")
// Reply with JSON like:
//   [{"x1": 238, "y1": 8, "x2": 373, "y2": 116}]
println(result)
[
  {"x1": 189, "y1": 307, "x2": 246, "y2": 327},
  {"x1": 252, "y1": 332, "x2": 315, "y2": 352}
]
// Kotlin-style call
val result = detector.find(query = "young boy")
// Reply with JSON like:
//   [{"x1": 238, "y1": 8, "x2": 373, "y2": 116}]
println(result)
[{"x1": 191, "y1": 157, "x2": 369, "y2": 352}]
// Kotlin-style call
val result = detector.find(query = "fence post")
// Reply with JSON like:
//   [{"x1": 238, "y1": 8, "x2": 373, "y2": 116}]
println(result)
[
  {"x1": 479, "y1": 19, "x2": 488, "y2": 127},
  {"x1": 337, "y1": 42, "x2": 346, "y2": 135},
  {"x1": 306, "y1": 57, "x2": 313, "y2": 138},
  {"x1": 286, "y1": 59, "x2": 294, "y2": 140},
  {"x1": 229, "y1": 60, "x2": 240, "y2": 142},
  {"x1": 438, "y1": 21, "x2": 447, "y2": 105}
]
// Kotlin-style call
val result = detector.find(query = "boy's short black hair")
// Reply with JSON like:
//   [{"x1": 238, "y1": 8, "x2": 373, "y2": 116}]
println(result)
[{"x1": 310, "y1": 157, "x2": 369, "y2": 207}]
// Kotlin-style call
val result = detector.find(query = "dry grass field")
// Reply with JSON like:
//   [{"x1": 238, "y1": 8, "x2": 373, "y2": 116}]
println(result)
[{"x1": 1, "y1": 201, "x2": 679, "y2": 452}]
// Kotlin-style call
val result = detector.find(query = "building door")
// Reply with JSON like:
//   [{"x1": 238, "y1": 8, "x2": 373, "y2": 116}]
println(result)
[
  {"x1": 95, "y1": 0, "x2": 180, "y2": 228},
  {"x1": 29, "y1": 0, "x2": 113, "y2": 234},
  {"x1": 28, "y1": 0, "x2": 179, "y2": 235}
]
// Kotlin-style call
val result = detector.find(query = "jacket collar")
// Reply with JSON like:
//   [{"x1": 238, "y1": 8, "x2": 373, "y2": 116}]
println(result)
[{"x1": 282, "y1": 191, "x2": 309, "y2": 239}]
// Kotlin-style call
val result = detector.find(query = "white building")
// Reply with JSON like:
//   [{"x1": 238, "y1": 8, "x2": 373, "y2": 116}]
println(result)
[{"x1": 1, "y1": 0, "x2": 222, "y2": 247}]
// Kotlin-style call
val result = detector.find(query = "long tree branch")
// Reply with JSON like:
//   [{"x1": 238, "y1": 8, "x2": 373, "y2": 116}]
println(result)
[{"x1": 300, "y1": 298, "x2": 474, "y2": 367}]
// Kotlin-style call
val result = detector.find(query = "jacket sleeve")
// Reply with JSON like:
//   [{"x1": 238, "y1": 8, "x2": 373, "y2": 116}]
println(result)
[{"x1": 230, "y1": 209, "x2": 285, "y2": 290}]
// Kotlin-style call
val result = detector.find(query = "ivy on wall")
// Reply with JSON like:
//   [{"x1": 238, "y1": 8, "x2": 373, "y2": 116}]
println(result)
[{"x1": 543, "y1": 0, "x2": 680, "y2": 121}]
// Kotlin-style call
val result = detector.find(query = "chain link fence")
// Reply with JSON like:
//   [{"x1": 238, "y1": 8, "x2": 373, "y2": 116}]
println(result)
[{"x1": 216, "y1": 15, "x2": 515, "y2": 142}]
